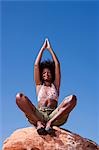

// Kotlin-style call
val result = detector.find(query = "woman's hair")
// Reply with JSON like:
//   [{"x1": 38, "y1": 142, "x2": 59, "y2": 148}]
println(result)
[{"x1": 40, "y1": 59, "x2": 55, "y2": 83}]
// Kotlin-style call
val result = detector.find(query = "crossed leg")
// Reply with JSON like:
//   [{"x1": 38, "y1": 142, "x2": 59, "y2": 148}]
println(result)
[
  {"x1": 16, "y1": 93, "x2": 77, "y2": 134},
  {"x1": 45, "y1": 95, "x2": 77, "y2": 130},
  {"x1": 16, "y1": 93, "x2": 45, "y2": 128}
]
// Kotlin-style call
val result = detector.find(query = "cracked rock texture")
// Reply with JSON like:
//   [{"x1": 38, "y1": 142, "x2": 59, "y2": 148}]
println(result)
[{"x1": 2, "y1": 126, "x2": 99, "y2": 150}]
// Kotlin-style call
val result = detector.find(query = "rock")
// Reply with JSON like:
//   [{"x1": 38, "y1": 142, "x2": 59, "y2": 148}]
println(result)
[{"x1": 2, "y1": 126, "x2": 99, "y2": 150}]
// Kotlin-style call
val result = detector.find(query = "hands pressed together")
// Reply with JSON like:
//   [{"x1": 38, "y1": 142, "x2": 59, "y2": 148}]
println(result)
[{"x1": 41, "y1": 38, "x2": 51, "y2": 50}]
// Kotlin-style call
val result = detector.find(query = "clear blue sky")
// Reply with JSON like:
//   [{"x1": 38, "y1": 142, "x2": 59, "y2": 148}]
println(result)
[{"x1": 1, "y1": 0, "x2": 99, "y2": 148}]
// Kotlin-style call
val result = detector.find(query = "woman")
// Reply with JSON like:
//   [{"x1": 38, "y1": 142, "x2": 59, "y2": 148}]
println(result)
[{"x1": 16, "y1": 39, "x2": 77, "y2": 134}]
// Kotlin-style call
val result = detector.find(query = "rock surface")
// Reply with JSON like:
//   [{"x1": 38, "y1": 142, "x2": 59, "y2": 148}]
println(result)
[{"x1": 2, "y1": 126, "x2": 99, "y2": 150}]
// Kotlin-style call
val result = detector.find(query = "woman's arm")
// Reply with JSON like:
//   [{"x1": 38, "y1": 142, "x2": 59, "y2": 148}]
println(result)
[
  {"x1": 34, "y1": 41, "x2": 47, "y2": 85},
  {"x1": 46, "y1": 39, "x2": 61, "y2": 93}
]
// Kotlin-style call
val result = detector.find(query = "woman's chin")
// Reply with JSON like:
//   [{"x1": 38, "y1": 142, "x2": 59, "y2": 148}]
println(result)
[{"x1": 44, "y1": 79, "x2": 51, "y2": 82}]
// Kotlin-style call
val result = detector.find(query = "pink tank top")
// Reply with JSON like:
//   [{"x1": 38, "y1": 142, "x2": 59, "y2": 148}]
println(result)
[{"x1": 37, "y1": 84, "x2": 58, "y2": 102}]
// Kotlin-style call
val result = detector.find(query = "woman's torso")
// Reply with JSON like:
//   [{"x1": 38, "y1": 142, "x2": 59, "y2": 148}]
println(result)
[{"x1": 36, "y1": 83, "x2": 59, "y2": 109}]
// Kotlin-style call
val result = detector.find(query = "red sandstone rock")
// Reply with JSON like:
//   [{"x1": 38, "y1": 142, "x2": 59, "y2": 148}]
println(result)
[{"x1": 2, "y1": 126, "x2": 99, "y2": 150}]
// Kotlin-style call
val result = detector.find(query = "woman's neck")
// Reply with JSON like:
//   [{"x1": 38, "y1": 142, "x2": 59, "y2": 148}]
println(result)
[{"x1": 43, "y1": 81, "x2": 51, "y2": 87}]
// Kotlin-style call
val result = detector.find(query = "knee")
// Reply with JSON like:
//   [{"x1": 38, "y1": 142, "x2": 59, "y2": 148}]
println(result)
[
  {"x1": 71, "y1": 95, "x2": 77, "y2": 106},
  {"x1": 64, "y1": 95, "x2": 77, "y2": 105},
  {"x1": 16, "y1": 93, "x2": 26, "y2": 106}
]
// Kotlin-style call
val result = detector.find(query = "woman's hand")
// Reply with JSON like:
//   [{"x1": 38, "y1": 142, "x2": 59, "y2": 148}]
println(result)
[
  {"x1": 46, "y1": 38, "x2": 51, "y2": 49},
  {"x1": 41, "y1": 39, "x2": 48, "y2": 50},
  {"x1": 41, "y1": 38, "x2": 51, "y2": 50}
]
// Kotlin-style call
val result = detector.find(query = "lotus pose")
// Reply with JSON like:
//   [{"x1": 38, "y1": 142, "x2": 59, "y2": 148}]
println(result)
[{"x1": 16, "y1": 39, "x2": 77, "y2": 134}]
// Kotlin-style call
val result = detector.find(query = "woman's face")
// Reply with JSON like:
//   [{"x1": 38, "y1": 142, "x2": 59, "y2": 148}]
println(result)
[{"x1": 42, "y1": 68, "x2": 52, "y2": 82}]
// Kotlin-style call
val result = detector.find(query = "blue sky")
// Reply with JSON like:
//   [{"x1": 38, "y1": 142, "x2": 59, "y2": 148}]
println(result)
[{"x1": 1, "y1": 0, "x2": 99, "y2": 148}]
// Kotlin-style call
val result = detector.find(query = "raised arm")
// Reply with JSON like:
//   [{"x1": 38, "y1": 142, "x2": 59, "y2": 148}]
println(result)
[
  {"x1": 46, "y1": 39, "x2": 61, "y2": 93},
  {"x1": 34, "y1": 41, "x2": 47, "y2": 85}
]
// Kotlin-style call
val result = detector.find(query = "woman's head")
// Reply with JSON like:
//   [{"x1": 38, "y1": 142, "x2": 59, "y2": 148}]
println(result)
[{"x1": 40, "y1": 60, "x2": 55, "y2": 83}]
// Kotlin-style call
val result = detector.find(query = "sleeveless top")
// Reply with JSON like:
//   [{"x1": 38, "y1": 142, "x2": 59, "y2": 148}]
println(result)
[{"x1": 37, "y1": 84, "x2": 58, "y2": 102}]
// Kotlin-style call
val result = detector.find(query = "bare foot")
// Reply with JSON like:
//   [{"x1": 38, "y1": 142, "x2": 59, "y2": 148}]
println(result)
[
  {"x1": 37, "y1": 121, "x2": 46, "y2": 135},
  {"x1": 45, "y1": 121, "x2": 53, "y2": 134}
]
